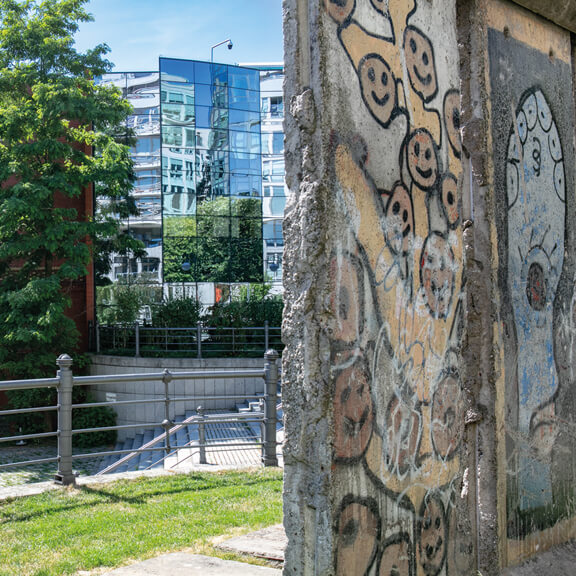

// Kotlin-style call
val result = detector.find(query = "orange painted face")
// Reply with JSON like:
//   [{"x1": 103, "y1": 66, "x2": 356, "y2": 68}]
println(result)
[
  {"x1": 329, "y1": 253, "x2": 364, "y2": 345},
  {"x1": 431, "y1": 374, "x2": 462, "y2": 460},
  {"x1": 417, "y1": 494, "x2": 447, "y2": 576},
  {"x1": 333, "y1": 361, "x2": 373, "y2": 461},
  {"x1": 406, "y1": 129, "x2": 439, "y2": 190},
  {"x1": 404, "y1": 26, "x2": 438, "y2": 103},
  {"x1": 440, "y1": 173, "x2": 459, "y2": 229},
  {"x1": 324, "y1": 0, "x2": 355, "y2": 23},
  {"x1": 443, "y1": 89, "x2": 461, "y2": 158},
  {"x1": 385, "y1": 183, "x2": 414, "y2": 256},
  {"x1": 420, "y1": 233, "x2": 454, "y2": 319},
  {"x1": 378, "y1": 534, "x2": 412, "y2": 576},
  {"x1": 337, "y1": 500, "x2": 380, "y2": 576},
  {"x1": 359, "y1": 54, "x2": 397, "y2": 128}
]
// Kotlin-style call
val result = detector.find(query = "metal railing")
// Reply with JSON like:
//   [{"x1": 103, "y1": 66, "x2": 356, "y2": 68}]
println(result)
[
  {"x1": 0, "y1": 350, "x2": 280, "y2": 486},
  {"x1": 94, "y1": 322, "x2": 283, "y2": 358}
]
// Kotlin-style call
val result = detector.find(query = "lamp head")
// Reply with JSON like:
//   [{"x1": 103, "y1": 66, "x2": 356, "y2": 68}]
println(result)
[{"x1": 227, "y1": 40, "x2": 233, "y2": 50}]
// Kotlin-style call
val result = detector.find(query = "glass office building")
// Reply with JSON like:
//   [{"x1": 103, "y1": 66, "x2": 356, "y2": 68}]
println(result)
[{"x1": 98, "y1": 59, "x2": 286, "y2": 306}]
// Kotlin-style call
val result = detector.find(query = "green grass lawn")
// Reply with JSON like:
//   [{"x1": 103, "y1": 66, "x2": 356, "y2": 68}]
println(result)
[{"x1": 0, "y1": 469, "x2": 283, "y2": 576}]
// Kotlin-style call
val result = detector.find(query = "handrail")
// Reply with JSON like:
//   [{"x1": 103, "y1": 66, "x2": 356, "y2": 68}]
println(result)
[{"x1": 0, "y1": 350, "x2": 281, "y2": 486}]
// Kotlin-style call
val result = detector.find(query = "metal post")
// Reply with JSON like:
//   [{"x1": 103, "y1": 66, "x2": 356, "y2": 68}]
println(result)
[
  {"x1": 95, "y1": 320, "x2": 100, "y2": 354},
  {"x1": 196, "y1": 322, "x2": 202, "y2": 359},
  {"x1": 264, "y1": 321, "x2": 269, "y2": 352},
  {"x1": 55, "y1": 354, "x2": 75, "y2": 485},
  {"x1": 197, "y1": 405, "x2": 207, "y2": 464},
  {"x1": 262, "y1": 349, "x2": 279, "y2": 466},
  {"x1": 134, "y1": 321, "x2": 140, "y2": 358},
  {"x1": 162, "y1": 369, "x2": 173, "y2": 457}
]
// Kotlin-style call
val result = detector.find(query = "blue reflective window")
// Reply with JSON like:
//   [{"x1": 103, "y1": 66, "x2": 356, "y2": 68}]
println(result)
[
  {"x1": 160, "y1": 58, "x2": 195, "y2": 83},
  {"x1": 195, "y1": 84, "x2": 213, "y2": 107},
  {"x1": 230, "y1": 174, "x2": 261, "y2": 197},
  {"x1": 229, "y1": 67, "x2": 259, "y2": 91},
  {"x1": 230, "y1": 130, "x2": 261, "y2": 155},
  {"x1": 194, "y1": 61, "x2": 212, "y2": 85},
  {"x1": 229, "y1": 109, "x2": 260, "y2": 132},
  {"x1": 228, "y1": 87, "x2": 260, "y2": 112},
  {"x1": 195, "y1": 105, "x2": 213, "y2": 128}
]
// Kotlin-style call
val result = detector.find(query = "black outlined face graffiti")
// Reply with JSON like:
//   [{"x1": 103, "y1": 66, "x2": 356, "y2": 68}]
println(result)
[
  {"x1": 359, "y1": 54, "x2": 398, "y2": 128},
  {"x1": 420, "y1": 233, "x2": 455, "y2": 319},
  {"x1": 334, "y1": 360, "x2": 374, "y2": 461},
  {"x1": 404, "y1": 26, "x2": 438, "y2": 103},
  {"x1": 443, "y1": 89, "x2": 461, "y2": 159},
  {"x1": 406, "y1": 129, "x2": 440, "y2": 190},
  {"x1": 330, "y1": 253, "x2": 364, "y2": 345},
  {"x1": 417, "y1": 493, "x2": 447, "y2": 576},
  {"x1": 440, "y1": 173, "x2": 459, "y2": 229},
  {"x1": 379, "y1": 533, "x2": 413, "y2": 576},
  {"x1": 336, "y1": 498, "x2": 380, "y2": 576},
  {"x1": 385, "y1": 182, "x2": 415, "y2": 256}
]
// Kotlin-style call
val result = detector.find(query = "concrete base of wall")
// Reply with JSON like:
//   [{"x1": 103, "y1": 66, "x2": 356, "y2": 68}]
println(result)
[
  {"x1": 88, "y1": 355, "x2": 267, "y2": 441},
  {"x1": 502, "y1": 540, "x2": 576, "y2": 575}
]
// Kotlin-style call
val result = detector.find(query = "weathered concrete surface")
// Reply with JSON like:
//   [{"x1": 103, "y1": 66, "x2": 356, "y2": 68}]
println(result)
[
  {"x1": 501, "y1": 540, "x2": 576, "y2": 575},
  {"x1": 99, "y1": 554, "x2": 281, "y2": 576},
  {"x1": 282, "y1": 0, "x2": 576, "y2": 575},
  {"x1": 510, "y1": 0, "x2": 576, "y2": 33},
  {"x1": 89, "y1": 355, "x2": 266, "y2": 439},
  {"x1": 218, "y1": 524, "x2": 287, "y2": 562},
  {"x1": 282, "y1": 0, "x2": 473, "y2": 574}
]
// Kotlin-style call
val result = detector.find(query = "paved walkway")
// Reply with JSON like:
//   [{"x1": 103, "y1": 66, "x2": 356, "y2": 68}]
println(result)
[
  {"x1": 99, "y1": 525, "x2": 286, "y2": 575},
  {"x1": 99, "y1": 554, "x2": 281, "y2": 575}
]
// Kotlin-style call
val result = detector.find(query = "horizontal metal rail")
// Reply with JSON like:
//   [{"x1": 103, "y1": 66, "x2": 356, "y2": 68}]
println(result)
[{"x1": 0, "y1": 350, "x2": 280, "y2": 485}]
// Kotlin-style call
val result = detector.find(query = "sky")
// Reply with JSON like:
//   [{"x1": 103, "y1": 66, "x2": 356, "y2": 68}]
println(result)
[{"x1": 74, "y1": 0, "x2": 284, "y2": 72}]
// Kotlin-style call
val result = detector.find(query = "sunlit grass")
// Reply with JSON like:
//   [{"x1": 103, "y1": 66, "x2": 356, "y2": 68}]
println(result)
[{"x1": 0, "y1": 468, "x2": 283, "y2": 576}]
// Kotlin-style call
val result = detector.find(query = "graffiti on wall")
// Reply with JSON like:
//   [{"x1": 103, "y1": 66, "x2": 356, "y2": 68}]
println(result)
[
  {"x1": 489, "y1": 28, "x2": 575, "y2": 539},
  {"x1": 324, "y1": 0, "x2": 471, "y2": 573}
]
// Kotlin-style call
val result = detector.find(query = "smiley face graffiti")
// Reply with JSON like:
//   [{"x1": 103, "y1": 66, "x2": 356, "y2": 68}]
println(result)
[
  {"x1": 417, "y1": 493, "x2": 447, "y2": 576},
  {"x1": 406, "y1": 129, "x2": 440, "y2": 191},
  {"x1": 404, "y1": 26, "x2": 438, "y2": 104},
  {"x1": 333, "y1": 359, "x2": 374, "y2": 461},
  {"x1": 336, "y1": 497, "x2": 381, "y2": 576},
  {"x1": 420, "y1": 233, "x2": 455, "y2": 319},
  {"x1": 359, "y1": 53, "x2": 399, "y2": 129},
  {"x1": 385, "y1": 182, "x2": 415, "y2": 256}
]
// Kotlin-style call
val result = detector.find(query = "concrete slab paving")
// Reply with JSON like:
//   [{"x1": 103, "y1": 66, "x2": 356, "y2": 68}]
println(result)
[
  {"x1": 218, "y1": 524, "x2": 286, "y2": 562},
  {"x1": 99, "y1": 554, "x2": 281, "y2": 575}
]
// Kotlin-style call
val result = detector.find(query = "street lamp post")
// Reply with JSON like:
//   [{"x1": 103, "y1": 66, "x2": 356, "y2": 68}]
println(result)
[{"x1": 211, "y1": 38, "x2": 233, "y2": 63}]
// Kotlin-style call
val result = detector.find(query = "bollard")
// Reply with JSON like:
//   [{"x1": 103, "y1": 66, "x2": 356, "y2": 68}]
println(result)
[
  {"x1": 262, "y1": 349, "x2": 279, "y2": 466},
  {"x1": 197, "y1": 406, "x2": 207, "y2": 464},
  {"x1": 54, "y1": 354, "x2": 75, "y2": 485}
]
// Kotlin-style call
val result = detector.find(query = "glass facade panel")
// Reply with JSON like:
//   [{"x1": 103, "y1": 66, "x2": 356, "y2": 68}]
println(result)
[
  {"x1": 229, "y1": 66, "x2": 259, "y2": 91},
  {"x1": 161, "y1": 59, "x2": 195, "y2": 83},
  {"x1": 229, "y1": 109, "x2": 260, "y2": 132},
  {"x1": 229, "y1": 87, "x2": 260, "y2": 112},
  {"x1": 194, "y1": 61, "x2": 212, "y2": 85},
  {"x1": 160, "y1": 58, "x2": 263, "y2": 284}
]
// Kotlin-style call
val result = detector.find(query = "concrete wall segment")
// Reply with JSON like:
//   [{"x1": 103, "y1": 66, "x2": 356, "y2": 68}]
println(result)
[
  {"x1": 283, "y1": 0, "x2": 477, "y2": 574},
  {"x1": 510, "y1": 0, "x2": 576, "y2": 34}
]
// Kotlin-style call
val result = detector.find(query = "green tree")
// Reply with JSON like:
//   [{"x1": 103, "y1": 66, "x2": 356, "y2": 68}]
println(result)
[{"x1": 0, "y1": 0, "x2": 138, "y2": 378}]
